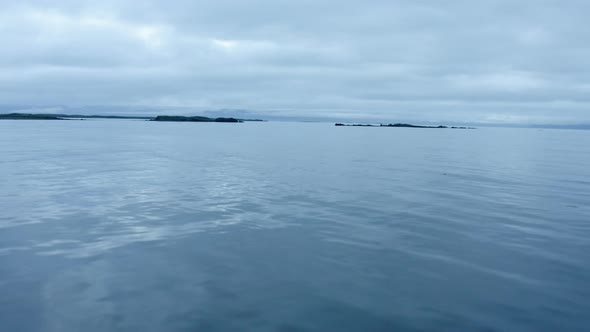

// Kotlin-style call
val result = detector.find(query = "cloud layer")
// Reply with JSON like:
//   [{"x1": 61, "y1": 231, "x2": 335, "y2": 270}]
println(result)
[{"x1": 1, "y1": 0, "x2": 589, "y2": 123}]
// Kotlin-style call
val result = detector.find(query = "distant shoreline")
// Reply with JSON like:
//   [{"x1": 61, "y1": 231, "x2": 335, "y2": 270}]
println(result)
[
  {"x1": 0, "y1": 113, "x2": 263, "y2": 122},
  {"x1": 0, "y1": 113, "x2": 151, "y2": 120}
]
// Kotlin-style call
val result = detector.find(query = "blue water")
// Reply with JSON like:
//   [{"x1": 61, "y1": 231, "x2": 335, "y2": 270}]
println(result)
[{"x1": 1, "y1": 120, "x2": 589, "y2": 331}]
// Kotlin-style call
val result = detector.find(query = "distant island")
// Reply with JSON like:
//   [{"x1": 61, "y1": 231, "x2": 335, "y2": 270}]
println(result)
[
  {"x1": 0, "y1": 113, "x2": 256, "y2": 122},
  {"x1": 335, "y1": 123, "x2": 475, "y2": 129},
  {"x1": 151, "y1": 115, "x2": 242, "y2": 122}
]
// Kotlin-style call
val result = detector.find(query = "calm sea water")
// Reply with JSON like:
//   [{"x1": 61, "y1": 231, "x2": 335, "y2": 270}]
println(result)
[{"x1": 1, "y1": 120, "x2": 589, "y2": 331}]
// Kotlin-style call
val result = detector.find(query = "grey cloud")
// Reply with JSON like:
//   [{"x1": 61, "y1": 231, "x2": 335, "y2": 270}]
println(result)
[{"x1": 1, "y1": 0, "x2": 589, "y2": 123}]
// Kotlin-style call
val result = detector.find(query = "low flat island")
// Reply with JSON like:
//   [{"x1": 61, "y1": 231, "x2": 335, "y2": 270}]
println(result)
[
  {"x1": 151, "y1": 116, "x2": 242, "y2": 122},
  {"x1": 0, "y1": 113, "x2": 67, "y2": 120}
]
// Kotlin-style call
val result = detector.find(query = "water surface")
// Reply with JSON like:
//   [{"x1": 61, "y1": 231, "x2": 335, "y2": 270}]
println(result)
[{"x1": 1, "y1": 120, "x2": 589, "y2": 331}]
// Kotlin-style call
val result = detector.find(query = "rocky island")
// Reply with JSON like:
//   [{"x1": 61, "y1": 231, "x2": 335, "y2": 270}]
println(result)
[{"x1": 335, "y1": 123, "x2": 475, "y2": 129}]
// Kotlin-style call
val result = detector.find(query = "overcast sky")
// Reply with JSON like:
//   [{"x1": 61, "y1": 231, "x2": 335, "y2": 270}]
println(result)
[{"x1": 1, "y1": 0, "x2": 589, "y2": 123}]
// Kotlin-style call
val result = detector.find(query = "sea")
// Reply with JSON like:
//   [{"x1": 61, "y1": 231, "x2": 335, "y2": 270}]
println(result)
[{"x1": 1, "y1": 119, "x2": 589, "y2": 331}]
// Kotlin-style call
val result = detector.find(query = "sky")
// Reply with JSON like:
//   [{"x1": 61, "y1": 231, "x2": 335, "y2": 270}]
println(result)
[{"x1": 1, "y1": 0, "x2": 589, "y2": 124}]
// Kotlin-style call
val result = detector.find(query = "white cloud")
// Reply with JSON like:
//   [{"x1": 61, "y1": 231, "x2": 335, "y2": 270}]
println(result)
[
  {"x1": 211, "y1": 39, "x2": 238, "y2": 50},
  {"x1": 448, "y1": 71, "x2": 547, "y2": 91}
]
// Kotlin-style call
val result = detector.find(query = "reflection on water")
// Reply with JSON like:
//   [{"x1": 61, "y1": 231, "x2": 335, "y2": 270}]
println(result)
[{"x1": 1, "y1": 120, "x2": 589, "y2": 331}]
